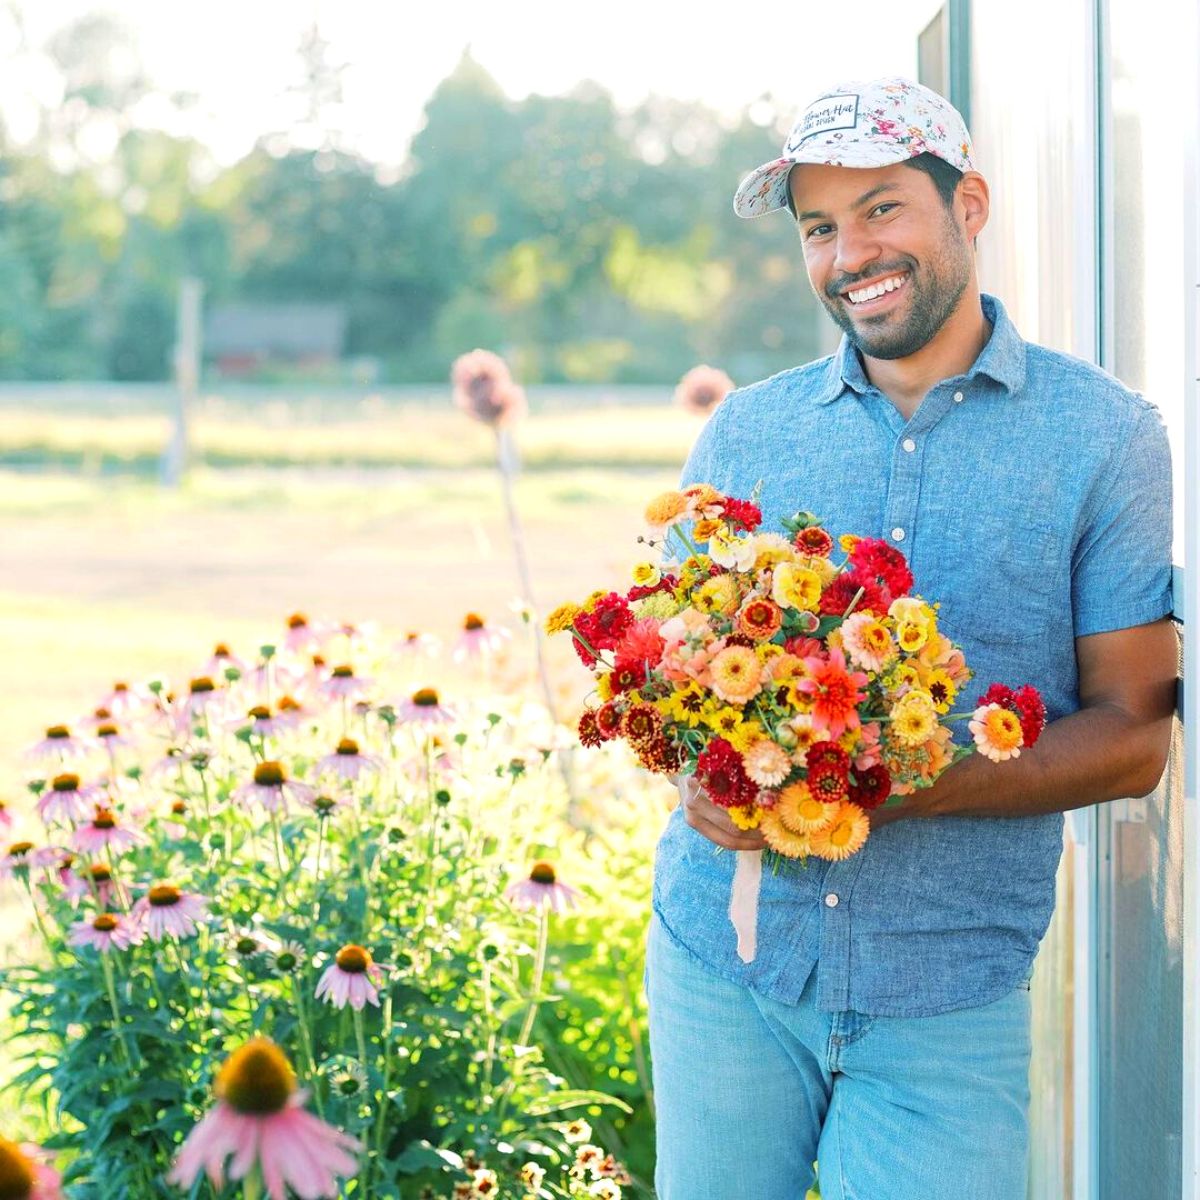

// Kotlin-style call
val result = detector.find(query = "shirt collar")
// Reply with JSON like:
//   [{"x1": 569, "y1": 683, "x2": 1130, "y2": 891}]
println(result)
[{"x1": 813, "y1": 292, "x2": 1027, "y2": 405}]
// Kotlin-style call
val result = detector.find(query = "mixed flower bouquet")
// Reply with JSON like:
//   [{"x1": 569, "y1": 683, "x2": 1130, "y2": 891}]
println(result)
[{"x1": 547, "y1": 484, "x2": 1045, "y2": 957}]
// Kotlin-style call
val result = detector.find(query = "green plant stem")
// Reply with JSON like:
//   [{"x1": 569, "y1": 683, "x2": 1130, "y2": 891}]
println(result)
[
  {"x1": 242, "y1": 1170, "x2": 261, "y2": 1200},
  {"x1": 369, "y1": 990, "x2": 394, "y2": 1192},
  {"x1": 353, "y1": 1006, "x2": 369, "y2": 1067},
  {"x1": 292, "y1": 976, "x2": 325, "y2": 1119},
  {"x1": 101, "y1": 951, "x2": 137, "y2": 1065},
  {"x1": 516, "y1": 904, "x2": 550, "y2": 1051}
]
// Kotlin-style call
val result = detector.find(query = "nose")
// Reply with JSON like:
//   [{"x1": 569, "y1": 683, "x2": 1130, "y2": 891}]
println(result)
[{"x1": 833, "y1": 225, "x2": 883, "y2": 280}]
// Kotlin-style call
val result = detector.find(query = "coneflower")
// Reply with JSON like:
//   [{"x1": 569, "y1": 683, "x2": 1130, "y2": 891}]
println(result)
[
  {"x1": 132, "y1": 885, "x2": 209, "y2": 942},
  {"x1": 67, "y1": 911, "x2": 142, "y2": 953},
  {"x1": 315, "y1": 944, "x2": 385, "y2": 1011},
  {"x1": 315, "y1": 739, "x2": 382, "y2": 784},
  {"x1": 71, "y1": 807, "x2": 146, "y2": 856},
  {"x1": 233, "y1": 761, "x2": 315, "y2": 814},
  {"x1": 395, "y1": 687, "x2": 457, "y2": 728},
  {"x1": 0, "y1": 1136, "x2": 64, "y2": 1199},
  {"x1": 504, "y1": 862, "x2": 580, "y2": 914},
  {"x1": 25, "y1": 725, "x2": 92, "y2": 764},
  {"x1": 318, "y1": 665, "x2": 372, "y2": 704},
  {"x1": 451, "y1": 614, "x2": 511, "y2": 664},
  {"x1": 36, "y1": 773, "x2": 103, "y2": 826},
  {"x1": 166, "y1": 1037, "x2": 360, "y2": 1199}
]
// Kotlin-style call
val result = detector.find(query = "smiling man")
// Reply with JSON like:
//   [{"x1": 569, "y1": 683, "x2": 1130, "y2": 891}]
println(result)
[{"x1": 645, "y1": 78, "x2": 1178, "y2": 1199}]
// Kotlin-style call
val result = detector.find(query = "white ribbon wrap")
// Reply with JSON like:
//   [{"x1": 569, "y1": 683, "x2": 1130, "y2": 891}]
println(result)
[{"x1": 729, "y1": 848, "x2": 763, "y2": 963}]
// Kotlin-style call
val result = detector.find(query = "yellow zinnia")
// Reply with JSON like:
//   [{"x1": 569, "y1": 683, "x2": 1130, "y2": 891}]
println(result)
[
  {"x1": 645, "y1": 490, "x2": 690, "y2": 530},
  {"x1": 692, "y1": 518, "x2": 724, "y2": 542},
  {"x1": 728, "y1": 805, "x2": 761, "y2": 831},
  {"x1": 727, "y1": 721, "x2": 766, "y2": 755},
  {"x1": 709, "y1": 645, "x2": 763, "y2": 705},
  {"x1": 809, "y1": 801, "x2": 870, "y2": 861},
  {"x1": 544, "y1": 602, "x2": 581, "y2": 635},
  {"x1": 596, "y1": 672, "x2": 614, "y2": 702},
  {"x1": 631, "y1": 562, "x2": 662, "y2": 587},
  {"x1": 890, "y1": 690, "x2": 938, "y2": 747},
  {"x1": 695, "y1": 575, "x2": 740, "y2": 617},
  {"x1": 752, "y1": 533, "x2": 797, "y2": 571}
]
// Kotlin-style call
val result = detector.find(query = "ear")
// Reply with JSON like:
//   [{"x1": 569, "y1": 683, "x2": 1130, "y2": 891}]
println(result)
[{"x1": 958, "y1": 170, "x2": 989, "y2": 240}]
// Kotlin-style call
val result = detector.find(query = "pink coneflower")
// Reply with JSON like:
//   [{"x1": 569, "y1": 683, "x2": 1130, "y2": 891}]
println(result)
[
  {"x1": 395, "y1": 687, "x2": 457, "y2": 727},
  {"x1": 674, "y1": 364, "x2": 735, "y2": 416},
  {"x1": 504, "y1": 862, "x2": 581, "y2": 914},
  {"x1": 394, "y1": 630, "x2": 442, "y2": 660},
  {"x1": 92, "y1": 720, "x2": 135, "y2": 756},
  {"x1": 71, "y1": 807, "x2": 146, "y2": 856},
  {"x1": 167, "y1": 1038, "x2": 361, "y2": 1200},
  {"x1": 452, "y1": 613, "x2": 511, "y2": 664},
  {"x1": 234, "y1": 761, "x2": 315, "y2": 814},
  {"x1": 204, "y1": 641, "x2": 248, "y2": 679},
  {"x1": 0, "y1": 1136, "x2": 65, "y2": 1199},
  {"x1": 0, "y1": 841, "x2": 57, "y2": 882},
  {"x1": 100, "y1": 680, "x2": 148, "y2": 719},
  {"x1": 315, "y1": 739, "x2": 383, "y2": 783},
  {"x1": 451, "y1": 348, "x2": 528, "y2": 427},
  {"x1": 284, "y1": 610, "x2": 335, "y2": 654},
  {"x1": 25, "y1": 724, "x2": 93, "y2": 764},
  {"x1": 302, "y1": 792, "x2": 347, "y2": 820},
  {"x1": 318, "y1": 664, "x2": 373, "y2": 703},
  {"x1": 0, "y1": 798, "x2": 12, "y2": 835},
  {"x1": 68, "y1": 911, "x2": 142, "y2": 953},
  {"x1": 315, "y1": 944, "x2": 386, "y2": 1010},
  {"x1": 273, "y1": 694, "x2": 312, "y2": 730},
  {"x1": 132, "y1": 884, "x2": 209, "y2": 941},
  {"x1": 226, "y1": 704, "x2": 289, "y2": 739},
  {"x1": 63, "y1": 860, "x2": 116, "y2": 907},
  {"x1": 173, "y1": 677, "x2": 228, "y2": 733},
  {"x1": 37, "y1": 773, "x2": 104, "y2": 825}
]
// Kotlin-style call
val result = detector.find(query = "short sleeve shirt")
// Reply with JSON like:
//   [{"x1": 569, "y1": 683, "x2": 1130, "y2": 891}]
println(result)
[{"x1": 652, "y1": 292, "x2": 1175, "y2": 1017}]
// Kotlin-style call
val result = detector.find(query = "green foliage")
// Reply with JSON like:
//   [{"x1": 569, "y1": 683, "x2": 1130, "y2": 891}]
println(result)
[{"x1": 0, "y1": 630, "x2": 661, "y2": 1197}]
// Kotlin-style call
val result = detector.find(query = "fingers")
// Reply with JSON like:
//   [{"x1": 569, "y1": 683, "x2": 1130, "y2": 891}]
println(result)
[{"x1": 683, "y1": 789, "x2": 767, "y2": 851}]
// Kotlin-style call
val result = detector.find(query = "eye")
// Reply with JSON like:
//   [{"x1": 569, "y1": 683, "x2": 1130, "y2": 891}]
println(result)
[
  {"x1": 871, "y1": 202, "x2": 901, "y2": 217},
  {"x1": 803, "y1": 223, "x2": 833, "y2": 240}
]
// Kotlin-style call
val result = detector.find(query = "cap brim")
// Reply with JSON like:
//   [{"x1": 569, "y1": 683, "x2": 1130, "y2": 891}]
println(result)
[{"x1": 732, "y1": 157, "x2": 796, "y2": 219}]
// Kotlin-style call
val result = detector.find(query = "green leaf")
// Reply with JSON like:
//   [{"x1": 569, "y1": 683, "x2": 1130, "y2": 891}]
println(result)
[{"x1": 524, "y1": 1089, "x2": 633, "y2": 1116}]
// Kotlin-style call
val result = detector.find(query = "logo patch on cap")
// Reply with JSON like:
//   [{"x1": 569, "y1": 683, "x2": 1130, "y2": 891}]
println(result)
[{"x1": 789, "y1": 94, "x2": 860, "y2": 150}]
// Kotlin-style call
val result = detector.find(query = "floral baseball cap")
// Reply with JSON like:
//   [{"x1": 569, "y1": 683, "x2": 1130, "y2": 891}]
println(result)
[{"x1": 733, "y1": 76, "x2": 975, "y2": 219}]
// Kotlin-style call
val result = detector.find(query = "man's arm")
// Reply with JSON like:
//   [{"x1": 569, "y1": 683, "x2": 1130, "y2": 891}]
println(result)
[{"x1": 874, "y1": 616, "x2": 1179, "y2": 825}]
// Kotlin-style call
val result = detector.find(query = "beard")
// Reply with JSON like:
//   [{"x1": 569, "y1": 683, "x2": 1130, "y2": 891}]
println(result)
[{"x1": 815, "y1": 222, "x2": 972, "y2": 361}]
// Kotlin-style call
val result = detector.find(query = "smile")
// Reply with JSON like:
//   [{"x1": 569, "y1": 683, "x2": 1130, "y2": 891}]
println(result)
[{"x1": 843, "y1": 271, "x2": 910, "y2": 306}]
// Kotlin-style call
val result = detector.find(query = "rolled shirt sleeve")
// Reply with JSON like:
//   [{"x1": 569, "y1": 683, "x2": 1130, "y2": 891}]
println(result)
[{"x1": 1071, "y1": 401, "x2": 1175, "y2": 637}]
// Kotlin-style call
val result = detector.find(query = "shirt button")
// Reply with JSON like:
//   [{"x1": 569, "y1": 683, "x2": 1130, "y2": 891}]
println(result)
[
  {"x1": 953, "y1": 390, "x2": 964, "y2": 403},
  {"x1": 891, "y1": 527, "x2": 905, "y2": 542},
  {"x1": 825, "y1": 893, "x2": 839, "y2": 908},
  {"x1": 902, "y1": 437, "x2": 916, "y2": 452}
]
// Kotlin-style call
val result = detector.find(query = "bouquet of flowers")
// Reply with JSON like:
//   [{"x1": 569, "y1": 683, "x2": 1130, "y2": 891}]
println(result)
[{"x1": 547, "y1": 484, "x2": 1045, "y2": 958}]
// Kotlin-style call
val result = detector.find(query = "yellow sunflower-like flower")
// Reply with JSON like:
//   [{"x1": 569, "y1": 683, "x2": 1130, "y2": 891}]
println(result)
[
  {"x1": 776, "y1": 781, "x2": 835, "y2": 834},
  {"x1": 727, "y1": 720, "x2": 767, "y2": 756},
  {"x1": 631, "y1": 562, "x2": 662, "y2": 587},
  {"x1": 708, "y1": 645, "x2": 763, "y2": 705},
  {"x1": 544, "y1": 602, "x2": 582, "y2": 635},
  {"x1": 728, "y1": 805, "x2": 761, "y2": 830},
  {"x1": 705, "y1": 705, "x2": 747, "y2": 740},
  {"x1": 661, "y1": 681, "x2": 708, "y2": 728},
  {"x1": 839, "y1": 533, "x2": 861, "y2": 555},
  {"x1": 596, "y1": 672, "x2": 614, "y2": 702},
  {"x1": 809, "y1": 801, "x2": 870, "y2": 862},
  {"x1": 692, "y1": 518, "x2": 724, "y2": 542},
  {"x1": 761, "y1": 809, "x2": 813, "y2": 858},
  {"x1": 771, "y1": 563, "x2": 822, "y2": 612},
  {"x1": 695, "y1": 575, "x2": 741, "y2": 617},
  {"x1": 890, "y1": 690, "x2": 938, "y2": 747},
  {"x1": 924, "y1": 667, "x2": 957, "y2": 714}
]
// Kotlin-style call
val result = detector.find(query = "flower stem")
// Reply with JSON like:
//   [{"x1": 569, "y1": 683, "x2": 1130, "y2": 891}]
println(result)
[
  {"x1": 516, "y1": 904, "x2": 549, "y2": 1050},
  {"x1": 242, "y1": 1170, "x2": 261, "y2": 1200},
  {"x1": 101, "y1": 951, "x2": 137, "y2": 1065},
  {"x1": 353, "y1": 1006, "x2": 369, "y2": 1068},
  {"x1": 370, "y1": 990, "x2": 394, "y2": 1180},
  {"x1": 292, "y1": 976, "x2": 325, "y2": 1119},
  {"x1": 672, "y1": 525, "x2": 701, "y2": 560}
]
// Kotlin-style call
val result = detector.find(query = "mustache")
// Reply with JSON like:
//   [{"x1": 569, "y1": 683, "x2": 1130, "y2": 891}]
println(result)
[{"x1": 826, "y1": 260, "x2": 915, "y2": 300}]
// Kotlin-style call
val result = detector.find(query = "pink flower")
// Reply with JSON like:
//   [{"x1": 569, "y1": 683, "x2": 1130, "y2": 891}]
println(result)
[
  {"x1": 68, "y1": 911, "x2": 142, "y2": 953},
  {"x1": 71, "y1": 807, "x2": 146, "y2": 856},
  {"x1": 614, "y1": 618, "x2": 667, "y2": 667},
  {"x1": 283, "y1": 611, "x2": 330, "y2": 654},
  {"x1": 0, "y1": 1137, "x2": 65, "y2": 1199},
  {"x1": 37, "y1": 773, "x2": 104, "y2": 826},
  {"x1": 451, "y1": 613, "x2": 511, "y2": 663},
  {"x1": 315, "y1": 944, "x2": 385, "y2": 1010},
  {"x1": 204, "y1": 642, "x2": 248, "y2": 679},
  {"x1": 394, "y1": 630, "x2": 442, "y2": 660},
  {"x1": 25, "y1": 725, "x2": 93, "y2": 765},
  {"x1": 315, "y1": 739, "x2": 383, "y2": 783},
  {"x1": 225, "y1": 705, "x2": 289, "y2": 739},
  {"x1": 395, "y1": 687, "x2": 457, "y2": 727},
  {"x1": 853, "y1": 721, "x2": 883, "y2": 772},
  {"x1": 451, "y1": 349, "x2": 527, "y2": 426},
  {"x1": 504, "y1": 862, "x2": 581, "y2": 914},
  {"x1": 0, "y1": 799, "x2": 12, "y2": 835},
  {"x1": 0, "y1": 841, "x2": 57, "y2": 882},
  {"x1": 132, "y1": 885, "x2": 209, "y2": 941},
  {"x1": 62, "y1": 860, "x2": 117, "y2": 907},
  {"x1": 234, "y1": 762, "x2": 315, "y2": 814},
  {"x1": 167, "y1": 1038, "x2": 361, "y2": 1200},
  {"x1": 99, "y1": 680, "x2": 150, "y2": 719},
  {"x1": 318, "y1": 664, "x2": 373, "y2": 703},
  {"x1": 673, "y1": 364, "x2": 735, "y2": 416}
]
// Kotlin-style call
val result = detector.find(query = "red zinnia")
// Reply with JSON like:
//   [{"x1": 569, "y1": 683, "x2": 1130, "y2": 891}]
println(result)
[
  {"x1": 807, "y1": 758, "x2": 850, "y2": 804},
  {"x1": 578, "y1": 710, "x2": 603, "y2": 748},
  {"x1": 695, "y1": 738, "x2": 757, "y2": 809},
  {"x1": 848, "y1": 538, "x2": 914, "y2": 601},
  {"x1": 807, "y1": 742, "x2": 850, "y2": 773},
  {"x1": 794, "y1": 527, "x2": 834, "y2": 557},
  {"x1": 849, "y1": 764, "x2": 892, "y2": 810},
  {"x1": 819, "y1": 574, "x2": 889, "y2": 617},
  {"x1": 610, "y1": 657, "x2": 649, "y2": 694},
  {"x1": 595, "y1": 702, "x2": 623, "y2": 741},
  {"x1": 721, "y1": 498, "x2": 762, "y2": 532},
  {"x1": 636, "y1": 733, "x2": 681, "y2": 775},
  {"x1": 575, "y1": 593, "x2": 635, "y2": 651},
  {"x1": 621, "y1": 703, "x2": 663, "y2": 746}
]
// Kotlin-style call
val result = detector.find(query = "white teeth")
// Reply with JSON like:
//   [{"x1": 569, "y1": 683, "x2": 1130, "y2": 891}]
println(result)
[{"x1": 847, "y1": 273, "x2": 908, "y2": 304}]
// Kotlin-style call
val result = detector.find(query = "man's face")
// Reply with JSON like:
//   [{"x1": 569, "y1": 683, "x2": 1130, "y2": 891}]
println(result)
[{"x1": 788, "y1": 161, "x2": 974, "y2": 360}]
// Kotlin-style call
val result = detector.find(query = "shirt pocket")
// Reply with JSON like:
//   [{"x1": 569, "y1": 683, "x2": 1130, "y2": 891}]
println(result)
[{"x1": 928, "y1": 510, "x2": 1063, "y2": 649}]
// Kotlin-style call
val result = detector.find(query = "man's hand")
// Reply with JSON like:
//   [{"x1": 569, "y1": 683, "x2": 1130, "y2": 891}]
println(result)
[{"x1": 671, "y1": 774, "x2": 767, "y2": 850}]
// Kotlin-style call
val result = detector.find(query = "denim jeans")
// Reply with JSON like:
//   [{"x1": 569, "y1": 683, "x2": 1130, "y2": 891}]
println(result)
[{"x1": 645, "y1": 913, "x2": 1032, "y2": 1200}]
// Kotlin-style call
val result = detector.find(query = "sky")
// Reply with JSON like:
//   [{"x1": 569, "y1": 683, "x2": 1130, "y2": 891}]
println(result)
[{"x1": 0, "y1": 0, "x2": 942, "y2": 166}]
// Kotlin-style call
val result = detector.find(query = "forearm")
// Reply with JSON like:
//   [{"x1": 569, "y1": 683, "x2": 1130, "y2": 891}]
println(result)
[{"x1": 905, "y1": 702, "x2": 1172, "y2": 821}]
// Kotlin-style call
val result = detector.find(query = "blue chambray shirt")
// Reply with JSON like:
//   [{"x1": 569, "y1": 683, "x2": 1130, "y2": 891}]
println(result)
[{"x1": 652, "y1": 292, "x2": 1174, "y2": 1017}]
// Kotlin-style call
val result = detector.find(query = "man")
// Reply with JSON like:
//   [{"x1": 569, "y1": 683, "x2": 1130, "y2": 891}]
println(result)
[{"x1": 646, "y1": 76, "x2": 1177, "y2": 1200}]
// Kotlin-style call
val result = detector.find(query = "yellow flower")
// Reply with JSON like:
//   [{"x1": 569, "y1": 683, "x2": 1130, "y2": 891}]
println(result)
[
  {"x1": 890, "y1": 690, "x2": 938, "y2": 747},
  {"x1": 692, "y1": 518, "x2": 724, "y2": 542},
  {"x1": 776, "y1": 781, "x2": 835, "y2": 833},
  {"x1": 809, "y1": 802, "x2": 870, "y2": 862},
  {"x1": 896, "y1": 620, "x2": 928, "y2": 653},
  {"x1": 728, "y1": 805, "x2": 761, "y2": 830},
  {"x1": 756, "y1": 643, "x2": 785, "y2": 664},
  {"x1": 544, "y1": 602, "x2": 581, "y2": 635},
  {"x1": 752, "y1": 533, "x2": 796, "y2": 571},
  {"x1": 631, "y1": 562, "x2": 662, "y2": 587},
  {"x1": 583, "y1": 590, "x2": 608, "y2": 612},
  {"x1": 709, "y1": 645, "x2": 763, "y2": 705},
  {"x1": 726, "y1": 720, "x2": 766, "y2": 755},
  {"x1": 761, "y1": 809, "x2": 812, "y2": 858},
  {"x1": 596, "y1": 673, "x2": 613, "y2": 702},
  {"x1": 705, "y1": 705, "x2": 746, "y2": 740},
  {"x1": 796, "y1": 553, "x2": 838, "y2": 586},
  {"x1": 924, "y1": 667, "x2": 957, "y2": 714},
  {"x1": 695, "y1": 575, "x2": 740, "y2": 617},
  {"x1": 662, "y1": 681, "x2": 708, "y2": 727},
  {"x1": 645, "y1": 490, "x2": 690, "y2": 530},
  {"x1": 970, "y1": 703, "x2": 1024, "y2": 762},
  {"x1": 633, "y1": 591, "x2": 682, "y2": 620},
  {"x1": 771, "y1": 563, "x2": 822, "y2": 612},
  {"x1": 839, "y1": 534, "x2": 861, "y2": 555},
  {"x1": 888, "y1": 661, "x2": 922, "y2": 691}
]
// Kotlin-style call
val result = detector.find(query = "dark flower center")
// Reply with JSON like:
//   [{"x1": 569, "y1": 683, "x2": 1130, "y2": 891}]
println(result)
[
  {"x1": 278, "y1": 696, "x2": 301, "y2": 712},
  {"x1": 88, "y1": 864, "x2": 111, "y2": 883},
  {"x1": 93, "y1": 810, "x2": 116, "y2": 830},
  {"x1": 248, "y1": 706, "x2": 271, "y2": 721},
  {"x1": 335, "y1": 944, "x2": 371, "y2": 973},
  {"x1": 93, "y1": 707, "x2": 112, "y2": 719},
  {"x1": 314, "y1": 796, "x2": 336, "y2": 814},
  {"x1": 413, "y1": 688, "x2": 440, "y2": 707},
  {"x1": 336, "y1": 739, "x2": 359, "y2": 756},
  {"x1": 46, "y1": 725, "x2": 70, "y2": 740},
  {"x1": 171, "y1": 800, "x2": 187, "y2": 815},
  {"x1": 7, "y1": 842, "x2": 32, "y2": 860},
  {"x1": 93, "y1": 914, "x2": 118, "y2": 932},
  {"x1": 235, "y1": 936, "x2": 259, "y2": 956},
  {"x1": 0, "y1": 1135, "x2": 36, "y2": 1198},
  {"x1": 215, "y1": 1038, "x2": 295, "y2": 1116},
  {"x1": 148, "y1": 885, "x2": 181, "y2": 907},
  {"x1": 97, "y1": 724, "x2": 119, "y2": 738},
  {"x1": 51, "y1": 774, "x2": 79, "y2": 793},
  {"x1": 213, "y1": 643, "x2": 232, "y2": 657},
  {"x1": 332, "y1": 665, "x2": 353, "y2": 678},
  {"x1": 189, "y1": 677, "x2": 215, "y2": 694},
  {"x1": 464, "y1": 613, "x2": 485, "y2": 631},
  {"x1": 254, "y1": 762, "x2": 285, "y2": 787},
  {"x1": 530, "y1": 861, "x2": 557, "y2": 885},
  {"x1": 287, "y1": 614, "x2": 308, "y2": 629}
]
